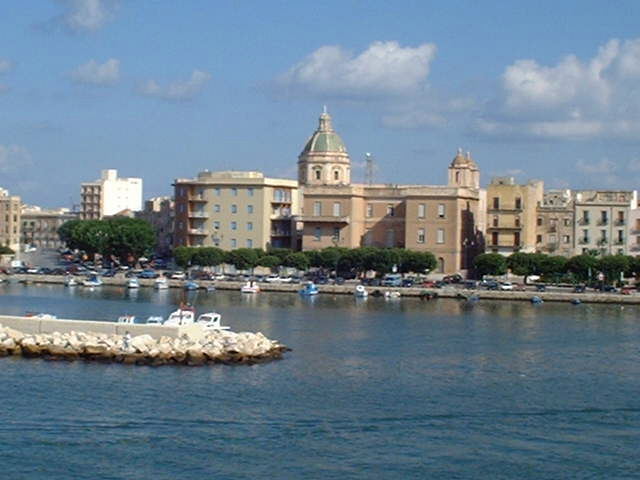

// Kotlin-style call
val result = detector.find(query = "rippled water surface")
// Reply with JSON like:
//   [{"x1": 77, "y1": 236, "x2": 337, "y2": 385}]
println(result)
[{"x1": 1, "y1": 283, "x2": 640, "y2": 479}]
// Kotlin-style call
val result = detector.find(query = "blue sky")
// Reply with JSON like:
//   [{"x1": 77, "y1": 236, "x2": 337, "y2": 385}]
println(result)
[{"x1": 1, "y1": 1, "x2": 640, "y2": 207}]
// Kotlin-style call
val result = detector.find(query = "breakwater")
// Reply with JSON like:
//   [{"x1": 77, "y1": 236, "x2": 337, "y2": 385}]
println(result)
[
  {"x1": 0, "y1": 316, "x2": 289, "y2": 366},
  {"x1": 4, "y1": 273, "x2": 640, "y2": 304}
]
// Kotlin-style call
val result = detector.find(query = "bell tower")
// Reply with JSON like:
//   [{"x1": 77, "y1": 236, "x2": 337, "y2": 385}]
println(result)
[{"x1": 448, "y1": 148, "x2": 480, "y2": 189}]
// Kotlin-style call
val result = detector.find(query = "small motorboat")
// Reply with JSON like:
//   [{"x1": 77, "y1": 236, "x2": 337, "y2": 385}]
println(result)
[
  {"x1": 570, "y1": 298, "x2": 581, "y2": 305},
  {"x1": 385, "y1": 290, "x2": 401, "y2": 299},
  {"x1": 299, "y1": 281, "x2": 319, "y2": 296},
  {"x1": 26, "y1": 312, "x2": 57, "y2": 320},
  {"x1": 154, "y1": 277, "x2": 169, "y2": 290},
  {"x1": 530, "y1": 295, "x2": 544, "y2": 304},
  {"x1": 195, "y1": 312, "x2": 229, "y2": 331},
  {"x1": 117, "y1": 315, "x2": 136, "y2": 324},
  {"x1": 82, "y1": 275, "x2": 103, "y2": 287},
  {"x1": 146, "y1": 316, "x2": 164, "y2": 325},
  {"x1": 127, "y1": 277, "x2": 140, "y2": 289},
  {"x1": 164, "y1": 307, "x2": 196, "y2": 326},
  {"x1": 206, "y1": 285, "x2": 216, "y2": 292},
  {"x1": 64, "y1": 276, "x2": 78, "y2": 287},
  {"x1": 241, "y1": 281, "x2": 260, "y2": 294},
  {"x1": 354, "y1": 285, "x2": 368, "y2": 298},
  {"x1": 184, "y1": 280, "x2": 199, "y2": 291}
]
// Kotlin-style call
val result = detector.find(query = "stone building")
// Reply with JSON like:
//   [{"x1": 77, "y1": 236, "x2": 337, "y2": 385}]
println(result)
[
  {"x1": 21, "y1": 207, "x2": 79, "y2": 250},
  {"x1": 298, "y1": 110, "x2": 485, "y2": 274},
  {"x1": 81, "y1": 169, "x2": 143, "y2": 220},
  {"x1": 135, "y1": 197, "x2": 175, "y2": 257},
  {"x1": 0, "y1": 188, "x2": 21, "y2": 252},
  {"x1": 535, "y1": 189, "x2": 574, "y2": 257},
  {"x1": 486, "y1": 177, "x2": 543, "y2": 255},
  {"x1": 573, "y1": 190, "x2": 636, "y2": 256},
  {"x1": 173, "y1": 171, "x2": 299, "y2": 250}
]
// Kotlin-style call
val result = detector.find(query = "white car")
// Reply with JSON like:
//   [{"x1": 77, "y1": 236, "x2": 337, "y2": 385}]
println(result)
[
  {"x1": 213, "y1": 274, "x2": 226, "y2": 281},
  {"x1": 170, "y1": 271, "x2": 186, "y2": 280},
  {"x1": 265, "y1": 275, "x2": 281, "y2": 283},
  {"x1": 279, "y1": 276, "x2": 293, "y2": 283},
  {"x1": 498, "y1": 281, "x2": 514, "y2": 291}
]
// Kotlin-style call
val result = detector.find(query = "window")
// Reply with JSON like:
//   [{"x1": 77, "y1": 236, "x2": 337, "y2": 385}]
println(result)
[
  {"x1": 514, "y1": 232, "x2": 520, "y2": 246},
  {"x1": 246, "y1": 239, "x2": 253, "y2": 248},
  {"x1": 492, "y1": 197, "x2": 500, "y2": 209},
  {"x1": 455, "y1": 171, "x2": 460, "y2": 184},
  {"x1": 492, "y1": 216, "x2": 499, "y2": 227},
  {"x1": 231, "y1": 221, "x2": 237, "y2": 230},
  {"x1": 213, "y1": 221, "x2": 220, "y2": 230},
  {"x1": 314, "y1": 227, "x2": 321, "y2": 241},
  {"x1": 386, "y1": 204, "x2": 395, "y2": 217},
  {"x1": 617, "y1": 249, "x2": 624, "y2": 255},
  {"x1": 601, "y1": 210, "x2": 608, "y2": 224},
  {"x1": 515, "y1": 217, "x2": 520, "y2": 227},
  {"x1": 313, "y1": 201, "x2": 322, "y2": 216},
  {"x1": 417, "y1": 228, "x2": 425, "y2": 244},
  {"x1": 247, "y1": 221, "x2": 253, "y2": 231},
  {"x1": 549, "y1": 234, "x2": 556, "y2": 243},
  {"x1": 333, "y1": 227, "x2": 340, "y2": 241},
  {"x1": 536, "y1": 234, "x2": 542, "y2": 243},
  {"x1": 582, "y1": 211, "x2": 590, "y2": 223},
  {"x1": 515, "y1": 197, "x2": 522, "y2": 209},
  {"x1": 231, "y1": 204, "x2": 237, "y2": 214},
  {"x1": 491, "y1": 231, "x2": 498, "y2": 245},
  {"x1": 564, "y1": 218, "x2": 571, "y2": 226},
  {"x1": 314, "y1": 169, "x2": 321, "y2": 181},
  {"x1": 231, "y1": 238, "x2": 237, "y2": 248},
  {"x1": 618, "y1": 211, "x2": 625, "y2": 224},
  {"x1": 563, "y1": 235, "x2": 570, "y2": 244},
  {"x1": 582, "y1": 229, "x2": 589, "y2": 243},
  {"x1": 617, "y1": 230, "x2": 624, "y2": 242},
  {"x1": 215, "y1": 188, "x2": 221, "y2": 196},
  {"x1": 437, "y1": 228, "x2": 444, "y2": 244},
  {"x1": 214, "y1": 204, "x2": 221, "y2": 213},
  {"x1": 438, "y1": 204, "x2": 445, "y2": 218},
  {"x1": 418, "y1": 204, "x2": 426, "y2": 218},
  {"x1": 178, "y1": 204, "x2": 185, "y2": 213},
  {"x1": 232, "y1": 188, "x2": 238, "y2": 196},
  {"x1": 333, "y1": 202, "x2": 341, "y2": 217},
  {"x1": 600, "y1": 229, "x2": 607, "y2": 241},
  {"x1": 366, "y1": 204, "x2": 373, "y2": 217},
  {"x1": 537, "y1": 217, "x2": 542, "y2": 226},
  {"x1": 248, "y1": 188, "x2": 254, "y2": 197},
  {"x1": 247, "y1": 205, "x2": 253, "y2": 214},
  {"x1": 333, "y1": 170, "x2": 340, "y2": 181}
]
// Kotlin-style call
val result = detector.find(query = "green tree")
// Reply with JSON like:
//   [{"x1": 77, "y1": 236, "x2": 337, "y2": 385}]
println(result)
[
  {"x1": 58, "y1": 219, "x2": 83, "y2": 249},
  {"x1": 539, "y1": 255, "x2": 567, "y2": 276},
  {"x1": 105, "y1": 217, "x2": 155, "y2": 262},
  {"x1": 191, "y1": 247, "x2": 226, "y2": 267},
  {"x1": 227, "y1": 248, "x2": 260, "y2": 271},
  {"x1": 283, "y1": 252, "x2": 310, "y2": 271},
  {"x1": 399, "y1": 250, "x2": 437, "y2": 274},
  {"x1": 566, "y1": 254, "x2": 599, "y2": 282},
  {"x1": 473, "y1": 253, "x2": 507, "y2": 277},
  {"x1": 507, "y1": 252, "x2": 532, "y2": 276},
  {"x1": 597, "y1": 255, "x2": 630, "y2": 285},
  {"x1": 266, "y1": 248, "x2": 293, "y2": 263},
  {"x1": 258, "y1": 255, "x2": 281, "y2": 270},
  {"x1": 174, "y1": 246, "x2": 195, "y2": 269}
]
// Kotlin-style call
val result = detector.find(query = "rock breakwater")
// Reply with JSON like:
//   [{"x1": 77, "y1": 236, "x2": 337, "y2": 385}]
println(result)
[{"x1": 0, "y1": 324, "x2": 290, "y2": 366}]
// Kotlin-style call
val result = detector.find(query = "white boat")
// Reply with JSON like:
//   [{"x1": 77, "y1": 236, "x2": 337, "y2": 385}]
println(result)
[
  {"x1": 154, "y1": 277, "x2": 169, "y2": 290},
  {"x1": 82, "y1": 275, "x2": 103, "y2": 287},
  {"x1": 146, "y1": 316, "x2": 164, "y2": 325},
  {"x1": 164, "y1": 308, "x2": 196, "y2": 326},
  {"x1": 117, "y1": 315, "x2": 136, "y2": 324},
  {"x1": 240, "y1": 281, "x2": 260, "y2": 293},
  {"x1": 385, "y1": 290, "x2": 401, "y2": 299},
  {"x1": 299, "y1": 281, "x2": 319, "y2": 296},
  {"x1": 64, "y1": 276, "x2": 78, "y2": 287},
  {"x1": 184, "y1": 280, "x2": 199, "y2": 291},
  {"x1": 195, "y1": 312, "x2": 229, "y2": 331},
  {"x1": 127, "y1": 278, "x2": 140, "y2": 289},
  {"x1": 354, "y1": 285, "x2": 368, "y2": 298}
]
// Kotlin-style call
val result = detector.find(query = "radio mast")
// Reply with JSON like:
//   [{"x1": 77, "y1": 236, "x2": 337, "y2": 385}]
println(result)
[{"x1": 365, "y1": 152, "x2": 375, "y2": 185}]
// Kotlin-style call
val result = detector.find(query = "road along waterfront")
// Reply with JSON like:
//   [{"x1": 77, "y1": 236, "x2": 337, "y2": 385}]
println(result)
[{"x1": 6, "y1": 273, "x2": 640, "y2": 304}]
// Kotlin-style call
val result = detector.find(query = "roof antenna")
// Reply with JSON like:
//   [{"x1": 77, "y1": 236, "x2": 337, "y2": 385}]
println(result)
[{"x1": 365, "y1": 153, "x2": 375, "y2": 185}]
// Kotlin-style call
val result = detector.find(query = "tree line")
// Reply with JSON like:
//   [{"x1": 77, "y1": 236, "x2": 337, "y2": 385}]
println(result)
[
  {"x1": 473, "y1": 252, "x2": 640, "y2": 285},
  {"x1": 174, "y1": 246, "x2": 437, "y2": 276},
  {"x1": 59, "y1": 218, "x2": 156, "y2": 263}
]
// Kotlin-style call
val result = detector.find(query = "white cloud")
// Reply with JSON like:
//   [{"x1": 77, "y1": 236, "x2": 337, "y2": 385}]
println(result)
[
  {"x1": 71, "y1": 58, "x2": 120, "y2": 85},
  {"x1": 0, "y1": 59, "x2": 13, "y2": 74},
  {"x1": 479, "y1": 38, "x2": 640, "y2": 139},
  {"x1": 0, "y1": 145, "x2": 31, "y2": 172},
  {"x1": 138, "y1": 70, "x2": 212, "y2": 101},
  {"x1": 56, "y1": 0, "x2": 116, "y2": 32},
  {"x1": 576, "y1": 158, "x2": 615, "y2": 174},
  {"x1": 277, "y1": 41, "x2": 437, "y2": 97}
]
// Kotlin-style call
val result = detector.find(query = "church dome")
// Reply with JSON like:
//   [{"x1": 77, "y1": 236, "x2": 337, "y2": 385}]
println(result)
[
  {"x1": 450, "y1": 148, "x2": 477, "y2": 168},
  {"x1": 300, "y1": 110, "x2": 348, "y2": 155}
]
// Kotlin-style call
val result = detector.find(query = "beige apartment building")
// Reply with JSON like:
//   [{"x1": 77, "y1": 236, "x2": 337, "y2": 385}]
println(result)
[
  {"x1": 298, "y1": 110, "x2": 485, "y2": 274},
  {"x1": 136, "y1": 197, "x2": 175, "y2": 256},
  {"x1": 21, "y1": 206, "x2": 78, "y2": 250},
  {"x1": 573, "y1": 190, "x2": 636, "y2": 256},
  {"x1": 486, "y1": 177, "x2": 543, "y2": 255},
  {"x1": 535, "y1": 189, "x2": 574, "y2": 257},
  {"x1": 173, "y1": 171, "x2": 299, "y2": 250},
  {"x1": 81, "y1": 169, "x2": 143, "y2": 220},
  {"x1": 0, "y1": 188, "x2": 21, "y2": 252}
]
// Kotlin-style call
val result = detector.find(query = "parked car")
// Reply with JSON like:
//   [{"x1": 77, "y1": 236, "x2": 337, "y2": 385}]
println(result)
[
  {"x1": 463, "y1": 280, "x2": 478, "y2": 289},
  {"x1": 498, "y1": 281, "x2": 514, "y2": 291},
  {"x1": 169, "y1": 271, "x2": 186, "y2": 280},
  {"x1": 621, "y1": 285, "x2": 635, "y2": 295},
  {"x1": 382, "y1": 274, "x2": 403, "y2": 287},
  {"x1": 443, "y1": 273, "x2": 463, "y2": 284},
  {"x1": 513, "y1": 283, "x2": 527, "y2": 291},
  {"x1": 573, "y1": 285, "x2": 586, "y2": 293},
  {"x1": 535, "y1": 284, "x2": 547, "y2": 292},
  {"x1": 401, "y1": 278, "x2": 414, "y2": 288},
  {"x1": 265, "y1": 274, "x2": 281, "y2": 283},
  {"x1": 484, "y1": 280, "x2": 499, "y2": 290}
]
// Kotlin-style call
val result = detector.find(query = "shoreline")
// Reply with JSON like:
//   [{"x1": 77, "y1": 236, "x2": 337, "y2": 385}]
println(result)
[{"x1": 4, "y1": 273, "x2": 640, "y2": 305}]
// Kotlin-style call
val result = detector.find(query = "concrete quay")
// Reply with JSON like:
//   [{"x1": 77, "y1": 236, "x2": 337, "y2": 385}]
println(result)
[{"x1": 5, "y1": 273, "x2": 640, "y2": 305}]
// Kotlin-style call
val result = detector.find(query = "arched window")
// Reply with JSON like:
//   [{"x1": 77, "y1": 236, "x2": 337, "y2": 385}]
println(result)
[
  {"x1": 334, "y1": 169, "x2": 340, "y2": 181},
  {"x1": 437, "y1": 257, "x2": 445, "y2": 273},
  {"x1": 314, "y1": 168, "x2": 321, "y2": 181},
  {"x1": 455, "y1": 171, "x2": 460, "y2": 183}
]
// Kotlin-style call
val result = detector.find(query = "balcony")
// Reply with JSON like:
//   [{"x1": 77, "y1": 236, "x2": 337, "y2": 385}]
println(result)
[
  {"x1": 271, "y1": 208, "x2": 292, "y2": 219},
  {"x1": 300, "y1": 215, "x2": 350, "y2": 224},
  {"x1": 188, "y1": 229, "x2": 207, "y2": 236},
  {"x1": 271, "y1": 230, "x2": 292, "y2": 237},
  {"x1": 579, "y1": 237, "x2": 591, "y2": 245},
  {"x1": 189, "y1": 211, "x2": 209, "y2": 218},
  {"x1": 272, "y1": 197, "x2": 292, "y2": 204},
  {"x1": 578, "y1": 218, "x2": 590, "y2": 225},
  {"x1": 597, "y1": 218, "x2": 609, "y2": 226},
  {"x1": 632, "y1": 245, "x2": 640, "y2": 252},
  {"x1": 615, "y1": 219, "x2": 626, "y2": 226},
  {"x1": 614, "y1": 238, "x2": 625, "y2": 245},
  {"x1": 188, "y1": 195, "x2": 207, "y2": 203}
]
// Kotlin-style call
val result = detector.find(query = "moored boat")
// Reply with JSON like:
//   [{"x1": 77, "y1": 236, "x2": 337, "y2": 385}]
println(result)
[
  {"x1": 241, "y1": 281, "x2": 260, "y2": 293},
  {"x1": 127, "y1": 277, "x2": 140, "y2": 289},
  {"x1": 354, "y1": 285, "x2": 368, "y2": 298},
  {"x1": 184, "y1": 280, "x2": 199, "y2": 291},
  {"x1": 299, "y1": 281, "x2": 319, "y2": 296},
  {"x1": 117, "y1": 315, "x2": 136, "y2": 324},
  {"x1": 154, "y1": 277, "x2": 169, "y2": 290},
  {"x1": 64, "y1": 276, "x2": 78, "y2": 287},
  {"x1": 82, "y1": 275, "x2": 103, "y2": 287}
]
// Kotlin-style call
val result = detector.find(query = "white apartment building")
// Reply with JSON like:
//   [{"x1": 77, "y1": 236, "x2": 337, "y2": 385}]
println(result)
[{"x1": 80, "y1": 169, "x2": 143, "y2": 220}]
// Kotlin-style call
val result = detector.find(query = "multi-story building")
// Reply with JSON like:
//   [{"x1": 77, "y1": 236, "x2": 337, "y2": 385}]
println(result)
[
  {"x1": 0, "y1": 187, "x2": 21, "y2": 252},
  {"x1": 21, "y1": 206, "x2": 79, "y2": 250},
  {"x1": 535, "y1": 189, "x2": 574, "y2": 257},
  {"x1": 298, "y1": 110, "x2": 485, "y2": 274},
  {"x1": 80, "y1": 169, "x2": 143, "y2": 220},
  {"x1": 486, "y1": 177, "x2": 543, "y2": 255},
  {"x1": 136, "y1": 197, "x2": 175, "y2": 257},
  {"x1": 573, "y1": 190, "x2": 636, "y2": 256},
  {"x1": 173, "y1": 171, "x2": 299, "y2": 250}
]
